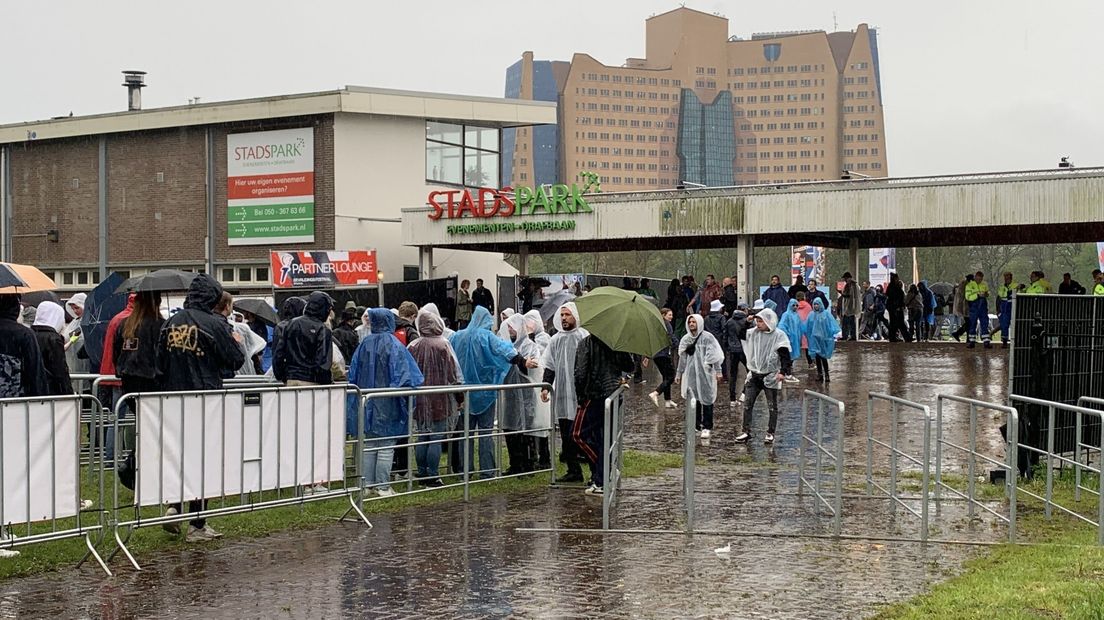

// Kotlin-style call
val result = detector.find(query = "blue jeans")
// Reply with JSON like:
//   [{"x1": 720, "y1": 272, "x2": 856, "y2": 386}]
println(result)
[
  {"x1": 967, "y1": 300, "x2": 990, "y2": 343},
  {"x1": 464, "y1": 404, "x2": 497, "y2": 479},
  {"x1": 362, "y1": 435, "x2": 396, "y2": 489},
  {"x1": 999, "y1": 300, "x2": 1013, "y2": 342},
  {"x1": 415, "y1": 418, "x2": 449, "y2": 478}
]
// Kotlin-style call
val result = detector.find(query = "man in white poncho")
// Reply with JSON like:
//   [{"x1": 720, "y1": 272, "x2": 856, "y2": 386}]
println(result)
[
  {"x1": 498, "y1": 313, "x2": 541, "y2": 474},
  {"x1": 731, "y1": 308, "x2": 793, "y2": 445},
  {"x1": 524, "y1": 310, "x2": 552, "y2": 469},
  {"x1": 676, "y1": 314, "x2": 725, "y2": 440},
  {"x1": 539, "y1": 302, "x2": 589, "y2": 483}
]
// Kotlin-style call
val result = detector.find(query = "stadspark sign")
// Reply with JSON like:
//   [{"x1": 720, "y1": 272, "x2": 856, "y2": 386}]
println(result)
[{"x1": 428, "y1": 172, "x2": 601, "y2": 235}]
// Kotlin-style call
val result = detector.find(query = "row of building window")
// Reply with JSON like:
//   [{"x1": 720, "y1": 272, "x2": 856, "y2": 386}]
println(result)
[
  {"x1": 575, "y1": 118, "x2": 678, "y2": 129},
  {"x1": 843, "y1": 134, "x2": 881, "y2": 142},
  {"x1": 739, "y1": 121, "x2": 824, "y2": 131},
  {"x1": 575, "y1": 133, "x2": 673, "y2": 144},
  {"x1": 577, "y1": 88, "x2": 680, "y2": 101},
  {"x1": 49, "y1": 265, "x2": 270, "y2": 290},
  {"x1": 732, "y1": 79, "x2": 828, "y2": 90},
  {"x1": 737, "y1": 136, "x2": 821, "y2": 145},
  {"x1": 735, "y1": 107, "x2": 825, "y2": 118},
  {"x1": 736, "y1": 165, "x2": 826, "y2": 173},
  {"x1": 842, "y1": 105, "x2": 876, "y2": 114},
  {"x1": 842, "y1": 148, "x2": 881, "y2": 156},
  {"x1": 576, "y1": 103, "x2": 676, "y2": 116},
  {"x1": 843, "y1": 76, "x2": 870, "y2": 85},
  {"x1": 741, "y1": 150, "x2": 826, "y2": 159},
  {"x1": 847, "y1": 119, "x2": 878, "y2": 128},
  {"x1": 734, "y1": 93, "x2": 823, "y2": 104},
  {"x1": 843, "y1": 91, "x2": 875, "y2": 99},
  {"x1": 727, "y1": 64, "x2": 827, "y2": 76},
  {"x1": 580, "y1": 73, "x2": 683, "y2": 87},
  {"x1": 605, "y1": 177, "x2": 678, "y2": 186},
  {"x1": 579, "y1": 147, "x2": 673, "y2": 157},
  {"x1": 841, "y1": 162, "x2": 884, "y2": 170}
]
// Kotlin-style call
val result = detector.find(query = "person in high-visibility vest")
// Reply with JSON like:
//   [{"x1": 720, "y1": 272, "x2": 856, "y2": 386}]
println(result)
[
  {"x1": 1094, "y1": 271, "x2": 1104, "y2": 296},
  {"x1": 996, "y1": 272, "x2": 1023, "y2": 349},
  {"x1": 964, "y1": 270, "x2": 991, "y2": 349},
  {"x1": 1023, "y1": 271, "x2": 1054, "y2": 295}
]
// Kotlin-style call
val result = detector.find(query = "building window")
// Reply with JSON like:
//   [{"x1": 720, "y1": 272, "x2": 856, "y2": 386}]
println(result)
[
  {"x1": 426, "y1": 121, "x2": 501, "y2": 188},
  {"x1": 222, "y1": 268, "x2": 235, "y2": 282}
]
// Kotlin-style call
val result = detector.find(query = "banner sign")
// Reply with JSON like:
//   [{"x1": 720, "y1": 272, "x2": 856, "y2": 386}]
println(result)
[
  {"x1": 790, "y1": 246, "x2": 826, "y2": 285},
  {"x1": 428, "y1": 172, "x2": 601, "y2": 236},
  {"x1": 1, "y1": 397, "x2": 80, "y2": 523},
  {"x1": 1097, "y1": 242, "x2": 1104, "y2": 272},
  {"x1": 227, "y1": 128, "x2": 315, "y2": 246},
  {"x1": 869, "y1": 247, "x2": 896, "y2": 289},
  {"x1": 270, "y1": 250, "x2": 378, "y2": 289}
]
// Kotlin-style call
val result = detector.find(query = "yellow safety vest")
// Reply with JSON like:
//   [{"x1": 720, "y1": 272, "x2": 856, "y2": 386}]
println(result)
[
  {"x1": 1094, "y1": 283, "x2": 1104, "y2": 296},
  {"x1": 997, "y1": 282, "x2": 1019, "y2": 299},
  {"x1": 1024, "y1": 280, "x2": 1052, "y2": 295},
  {"x1": 965, "y1": 281, "x2": 988, "y2": 302}
]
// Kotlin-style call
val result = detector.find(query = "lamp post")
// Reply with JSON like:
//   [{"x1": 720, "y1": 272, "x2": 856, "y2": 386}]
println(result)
[{"x1": 377, "y1": 271, "x2": 385, "y2": 308}]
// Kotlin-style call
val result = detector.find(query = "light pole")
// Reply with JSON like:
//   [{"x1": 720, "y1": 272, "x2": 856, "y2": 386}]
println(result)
[{"x1": 377, "y1": 271, "x2": 385, "y2": 308}]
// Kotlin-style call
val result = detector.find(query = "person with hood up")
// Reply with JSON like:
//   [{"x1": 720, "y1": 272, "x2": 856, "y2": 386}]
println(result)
[
  {"x1": 540, "y1": 302, "x2": 591, "y2": 483},
  {"x1": 776, "y1": 299, "x2": 805, "y2": 383},
  {"x1": 919, "y1": 281, "x2": 937, "y2": 341},
  {"x1": 905, "y1": 284, "x2": 924, "y2": 342},
  {"x1": 31, "y1": 301, "x2": 72, "y2": 396},
  {"x1": 272, "y1": 297, "x2": 307, "y2": 357},
  {"x1": 407, "y1": 310, "x2": 462, "y2": 487},
  {"x1": 0, "y1": 294, "x2": 44, "y2": 398},
  {"x1": 421, "y1": 303, "x2": 455, "y2": 339},
  {"x1": 762, "y1": 275, "x2": 790, "y2": 311},
  {"x1": 333, "y1": 307, "x2": 361, "y2": 366},
  {"x1": 355, "y1": 307, "x2": 371, "y2": 342},
  {"x1": 523, "y1": 309, "x2": 552, "y2": 468},
  {"x1": 63, "y1": 293, "x2": 88, "y2": 374},
  {"x1": 450, "y1": 306, "x2": 536, "y2": 478},
  {"x1": 644, "y1": 307, "x2": 679, "y2": 410},
  {"x1": 273, "y1": 291, "x2": 334, "y2": 386},
  {"x1": 703, "y1": 299, "x2": 727, "y2": 380},
  {"x1": 732, "y1": 308, "x2": 793, "y2": 445},
  {"x1": 724, "y1": 303, "x2": 750, "y2": 405},
  {"x1": 346, "y1": 308, "x2": 424, "y2": 496},
  {"x1": 807, "y1": 298, "x2": 841, "y2": 383},
  {"x1": 573, "y1": 328, "x2": 635, "y2": 495},
  {"x1": 676, "y1": 313, "x2": 725, "y2": 440},
  {"x1": 156, "y1": 274, "x2": 244, "y2": 542},
  {"x1": 795, "y1": 292, "x2": 814, "y2": 368},
  {"x1": 498, "y1": 313, "x2": 542, "y2": 474}
]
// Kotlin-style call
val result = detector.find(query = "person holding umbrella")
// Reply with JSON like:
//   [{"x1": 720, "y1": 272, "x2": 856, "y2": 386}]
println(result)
[{"x1": 676, "y1": 313, "x2": 725, "y2": 440}]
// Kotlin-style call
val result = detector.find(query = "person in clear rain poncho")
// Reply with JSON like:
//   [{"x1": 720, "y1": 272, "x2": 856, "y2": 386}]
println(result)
[
  {"x1": 776, "y1": 298, "x2": 804, "y2": 383},
  {"x1": 498, "y1": 313, "x2": 541, "y2": 474},
  {"x1": 524, "y1": 309, "x2": 552, "y2": 468},
  {"x1": 540, "y1": 302, "x2": 590, "y2": 483},
  {"x1": 806, "y1": 298, "x2": 841, "y2": 383},
  {"x1": 677, "y1": 314, "x2": 725, "y2": 440},
  {"x1": 420, "y1": 302, "x2": 455, "y2": 339},
  {"x1": 345, "y1": 308, "x2": 424, "y2": 496},
  {"x1": 407, "y1": 310, "x2": 463, "y2": 486},
  {"x1": 732, "y1": 308, "x2": 793, "y2": 445}
]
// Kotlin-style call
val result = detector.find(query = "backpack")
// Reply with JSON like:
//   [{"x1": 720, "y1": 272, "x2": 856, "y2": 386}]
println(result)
[{"x1": 393, "y1": 328, "x2": 408, "y2": 346}]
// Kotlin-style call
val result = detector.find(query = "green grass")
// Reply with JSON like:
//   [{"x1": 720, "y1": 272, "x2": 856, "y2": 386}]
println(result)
[
  {"x1": 875, "y1": 470, "x2": 1104, "y2": 619},
  {"x1": 0, "y1": 448, "x2": 679, "y2": 580}
]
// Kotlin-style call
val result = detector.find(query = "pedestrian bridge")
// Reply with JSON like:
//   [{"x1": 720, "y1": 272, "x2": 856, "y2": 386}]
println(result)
[{"x1": 403, "y1": 167, "x2": 1104, "y2": 254}]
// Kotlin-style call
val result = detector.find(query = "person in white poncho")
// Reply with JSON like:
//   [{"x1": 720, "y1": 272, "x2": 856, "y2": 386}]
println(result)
[
  {"x1": 731, "y1": 308, "x2": 794, "y2": 445},
  {"x1": 498, "y1": 313, "x2": 541, "y2": 474},
  {"x1": 676, "y1": 314, "x2": 725, "y2": 440},
  {"x1": 523, "y1": 310, "x2": 552, "y2": 469},
  {"x1": 539, "y1": 302, "x2": 590, "y2": 483}
]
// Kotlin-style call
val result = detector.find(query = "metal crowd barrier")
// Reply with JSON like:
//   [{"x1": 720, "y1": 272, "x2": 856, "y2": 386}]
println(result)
[
  {"x1": 866, "y1": 393, "x2": 932, "y2": 541},
  {"x1": 798, "y1": 390, "x2": 846, "y2": 536},
  {"x1": 1076, "y1": 397, "x2": 1104, "y2": 503},
  {"x1": 0, "y1": 394, "x2": 111, "y2": 575},
  {"x1": 110, "y1": 384, "x2": 370, "y2": 571},
  {"x1": 934, "y1": 394, "x2": 1020, "y2": 542},
  {"x1": 353, "y1": 382, "x2": 555, "y2": 508},
  {"x1": 602, "y1": 385, "x2": 628, "y2": 530},
  {"x1": 1011, "y1": 394, "x2": 1104, "y2": 545},
  {"x1": 683, "y1": 397, "x2": 697, "y2": 532}
]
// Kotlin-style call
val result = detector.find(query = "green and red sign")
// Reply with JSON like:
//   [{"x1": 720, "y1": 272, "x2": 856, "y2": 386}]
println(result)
[{"x1": 427, "y1": 173, "x2": 600, "y2": 235}]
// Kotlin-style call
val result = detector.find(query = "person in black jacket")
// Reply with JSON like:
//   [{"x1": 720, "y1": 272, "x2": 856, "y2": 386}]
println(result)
[
  {"x1": 703, "y1": 299, "x2": 728, "y2": 382},
  {"x1": 332, "y1": 307, "x2": 360, "y2": 367},
  {"x1": 724, "y1": 304, "x2": 750, "y2": 404},
  {"x1": 886, "y1": 273, "x2": 912, "y2": 342},
  {"x1": 113, "y1": 292, "x2": 164, "y2": 396},
  {"x1": 156, "y1": 274, "x2": 245, "y2": 543},
  {"x1": 273, "y1": 291, "x2": 334, "y2": 385},
  {"x1": 645, "y1": 307, "x2": 679, "y2": 409},
  {"x1": 0, "y1": 294, "x2": 45, "y2": 398},
  {"x1": 30, "y1": 301, "x2": 72, "y2": 396},
  {"x1": 572, "y1": 333, "x2": 634, "y2": 495},
  {"x1": 471, "y1": 279, "x2": 494, "y2": 313}
]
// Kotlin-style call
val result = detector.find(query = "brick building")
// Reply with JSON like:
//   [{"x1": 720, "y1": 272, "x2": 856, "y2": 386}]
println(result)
[{"x1": 0, "y1": 86, "x2": 554, "y2": 294}]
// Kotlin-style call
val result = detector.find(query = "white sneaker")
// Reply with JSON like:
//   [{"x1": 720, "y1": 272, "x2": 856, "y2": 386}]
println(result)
[
  {"x1": 80, "y1": 499, "x2": 94, "y2": 510},
  {"x1": 302, "y1": 484, "x2": 329, "y2": 496},
  {"x1": 739, "y1": 393, "x2": 746, "y2": 403},
  {"x1": 648, "y1": 392, "x2": 661, "y2": 408},
  {"x1": 376, "y1": 487, "x2": 397, "y2": 498},
  {"x1": 730, "y1": 400, "x2": 737, "y2": 407},
  {"x1": 700, "y1": 429, "x2": 711, "y2": 439},
  {"x1": 734, "y1": 432, "x2": 750, "y2": 443},
  {"x1": 764, "y1": 433, "x2": 775, "y2": 444},
  {"x1": 784, "y1": 375, "x2": 800, "y2": 384},
  {"x1": 185, "y1": 524, "x2": 222, "y2": 543},
  {"x1": 584, "y1": 484, "x2": 604, "y2": 496},
  {"x1": 162, "y1": 507, "x2": 181, "y2": 534},
  {"x1": 0, "y1": 549, "x2": 18, "y2": 558},
  {"x1": 665, "y1": 401, "x2": 678, "y2": 409}
]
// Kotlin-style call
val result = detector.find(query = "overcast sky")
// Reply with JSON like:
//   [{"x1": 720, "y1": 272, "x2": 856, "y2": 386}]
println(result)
[{"x1": 2, "y1": 0, "x2": 1100, "y2": 176}]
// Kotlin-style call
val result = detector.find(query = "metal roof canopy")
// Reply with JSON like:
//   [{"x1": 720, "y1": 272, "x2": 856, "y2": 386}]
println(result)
[{"x1": 402, "y1": 167, "x2": 1104, "y2": 254}]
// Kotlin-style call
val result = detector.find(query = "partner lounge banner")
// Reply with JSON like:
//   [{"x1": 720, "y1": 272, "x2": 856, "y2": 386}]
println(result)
[{"x1": 270, "y1": 250, "x2": 378, "y2": 289}]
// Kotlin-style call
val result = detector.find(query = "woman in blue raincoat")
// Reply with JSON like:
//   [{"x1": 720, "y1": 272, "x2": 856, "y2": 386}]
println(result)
[
  {"x1": 806, "y1": 298, "x2": 842, "y2": 384},
  {"x1": 776, "y1": 299, "x2": 805, "y2": 382},
  {"x1": 345, "y1": 308, "x2": 424, "y2": 496}
]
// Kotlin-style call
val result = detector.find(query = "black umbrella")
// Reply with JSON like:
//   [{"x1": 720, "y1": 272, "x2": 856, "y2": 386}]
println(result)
[
  {"x1": 116, "y1": 269, "x2": 198, "y2": 293},
  {"x1": 234, "y1": 298, "x2": 279, "y2": 326},
  {"x1": 520, "y1": 276, "x2": 553, "y2": 289},
  {"x1": 0, "y1": 264, "x2": 28, "y2": 289},
  {"x1": 20, "y1": 290, "x2": 62, "y2": 307},
  {"x1": 81, "y1": 272, "x2": 129, "y2": 372}
]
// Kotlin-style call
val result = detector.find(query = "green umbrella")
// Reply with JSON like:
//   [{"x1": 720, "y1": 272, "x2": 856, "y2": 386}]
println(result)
[{"x1": 575, "y1": 286, "x2": 670, "y2": 357}]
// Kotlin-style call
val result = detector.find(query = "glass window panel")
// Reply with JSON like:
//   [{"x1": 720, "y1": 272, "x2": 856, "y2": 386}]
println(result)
[
  {"x1": 77, "y1": 271, "x2": 89, "y2": 285},
  {"x1": 222, "y1": 268, "x2": 235, "y2": 282},
  {"x1": 238, "y1": 268, "x2": 251, "y2": 282},
  {"x1": 464, "y1": 151, "x2": 499, "y2": 188},
  {"x1": 426, "y1": 142, "x2": 463, "y2": 184},
  {"x1": 426, "y1": 121, "x2": 462, "y2": 145},
  {"x1": 255, "y1": 267, "x2": 269, "y2": 282},
  {"x1": 63, "y1": 271, "x2": 74, "y2": 285},
  {"x1": 465, "y1": 127, "x2": 499, "y2": 152}
]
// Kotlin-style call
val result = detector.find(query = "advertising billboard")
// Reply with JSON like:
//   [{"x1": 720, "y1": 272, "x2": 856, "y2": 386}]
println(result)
[
  {"x1": 869, "y1": 248, "x2": 896, "y2": 289},
  {"x1": 270, "y1": 250, "x2": 377, "y2": 289},
  {"x1": 790, "y1": 246, "x2": 826, "y2": 285},
  {"x1": 227, "y1": 128, "x2": 315, "y2": 246}
]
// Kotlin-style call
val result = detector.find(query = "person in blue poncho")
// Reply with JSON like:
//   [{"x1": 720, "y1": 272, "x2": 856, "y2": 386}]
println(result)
[
  {"x1": 807, "y1": 298, "x2": 842, "y2": 384},
  {"x1": 449, "y1": 306, "x2": 537, "y2": 479},
  {"x1": 346, "y1": 308, "x2": 424, "y2": 497},
  {"x1": 775, "y1": 299, "x2": 805, "y2": 383}
]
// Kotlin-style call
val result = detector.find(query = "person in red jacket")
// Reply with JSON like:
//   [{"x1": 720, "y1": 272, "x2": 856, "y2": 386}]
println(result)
[{"x1": 98, "y1": 293, "x2": 136, "y2": 459}]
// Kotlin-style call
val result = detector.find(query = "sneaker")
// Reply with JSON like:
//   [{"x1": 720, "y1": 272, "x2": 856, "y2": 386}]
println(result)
[
  {"x1": 419, "y1": 478, "x2": 444, "y2": 488},
  {"x1": 185, "y1": 524, "x2": 222, "y2": 543},
  {"x1": 556, "y1": 471, "x2": 585, "y2": 483},
  {"x1": 584, "y1": 484, "x2": 604, "y2": 496},
  {"x1": 967, "y1": 341, "x2": 976, "y2": 349},
  {"x1": 700, "y1": 429, "x2": 711, "y2": 439},
  {"x1": 730, "y1": 400, "x2": 737, "y2": 407},
  {"x1": 665, "y1": 401, "x2": 678, "y2": 409},
  {"x1": 764, "y1": 433, "x2": 775, "y2": 444},
  {"x1": 738, "y1": 393, "x2": 746, "y2": 403},
  {"x1": 302, "y1": 484, "x2": 329, "y2": 496},
  {"x1": 162, "y1": 507, "x2": 181, "y2": 535},
  {"x1": 80, "y1": 499, "x2": 94, "y2": 510},
  {"x1": 734, "y1": 432, "x2": 750, "y2": 443},
  {"x1": 648, "y1": 392, "x2": 661, "y2": 408},
  {"x1": 0, "y1": 549, "x2": 18, "y2": 559},
  {"x1": 784, "y1": 375, "x2": 800, "y2": 384},
  {"x1": 376, "y1": 487, "x2": 397, "y2": 498}
]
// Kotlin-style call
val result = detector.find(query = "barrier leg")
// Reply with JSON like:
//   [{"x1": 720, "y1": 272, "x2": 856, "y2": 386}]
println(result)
[
  {"x1": 798, "y1": 395, "x2": 808, "y2": 496},
  {"x1": 83, "y1": 532, "x2": 112, "y2": 576},
  {"x1": 833, "y1": 402, "x2": 845, "y2": 537},
  {"x1": 113, "y1": 525, "x2": 141, "y2": 571},
  {"x1": 684, "y1": 398, "x2": 696, "y2": 533}
]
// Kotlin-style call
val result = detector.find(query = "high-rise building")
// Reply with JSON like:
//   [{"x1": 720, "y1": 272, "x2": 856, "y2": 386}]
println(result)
[{"x1": 503, "y1": 7, "x2": 888, "y2": 191}]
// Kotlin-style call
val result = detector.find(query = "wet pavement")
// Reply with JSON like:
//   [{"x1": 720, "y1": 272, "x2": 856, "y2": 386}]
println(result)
[{"x1": 0, "y1": 342, "x2": 1012, "y2": 619}]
